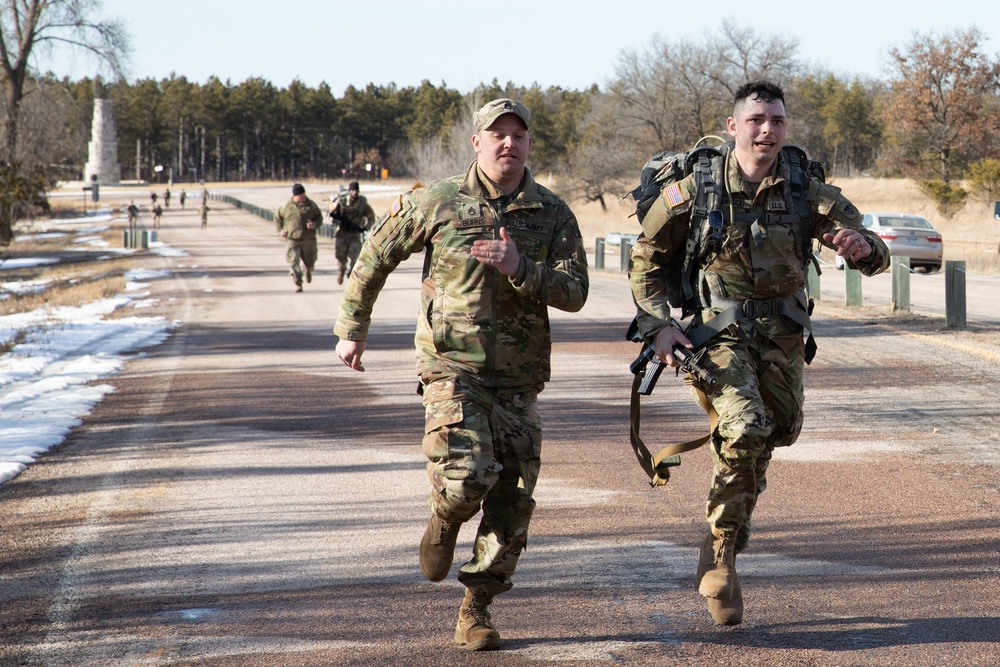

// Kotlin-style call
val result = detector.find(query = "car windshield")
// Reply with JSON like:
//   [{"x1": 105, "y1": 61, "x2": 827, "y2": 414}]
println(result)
[{"x1": 879, "y1": 216, "x2": 934, "y2": 230}]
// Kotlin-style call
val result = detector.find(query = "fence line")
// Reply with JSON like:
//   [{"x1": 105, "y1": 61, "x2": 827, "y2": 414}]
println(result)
[
  {"x1": 210, "y1": 193, "x2": 273, "y2": 222},
  {"x1": 211, "y1": 193, "x2": 340, "y2": 239}
]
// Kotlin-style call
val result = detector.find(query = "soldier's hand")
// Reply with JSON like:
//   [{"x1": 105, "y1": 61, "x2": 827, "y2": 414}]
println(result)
[
  {"x1": 471, "y1": 227, "x2": 520, "y2": 276},
  {"x1": 280, "y1": 229, "x2": 288, "y2": 238},
  {"x1": 337, "y1": 339, "x2": 366, "y2": 372},
  {"x1": 825, "y1": 229, "x2": 871, "y2": 262},
  {"x1": 653, "y1": 326, "x2": 693, "y2": 368}
]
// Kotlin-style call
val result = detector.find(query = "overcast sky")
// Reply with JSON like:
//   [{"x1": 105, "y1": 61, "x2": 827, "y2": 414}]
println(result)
[{"x1": 39, "y1": 0, "x2": 999, "y2": 93}]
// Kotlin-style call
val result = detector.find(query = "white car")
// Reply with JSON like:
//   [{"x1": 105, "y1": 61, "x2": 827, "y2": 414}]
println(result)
[{"x1": 835, "y1": 212, "x2": 943, "y2": 272}]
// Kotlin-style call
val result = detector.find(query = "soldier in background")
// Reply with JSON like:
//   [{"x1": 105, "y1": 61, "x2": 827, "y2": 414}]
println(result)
[
  {"x1": 152, "y1": 203, "x2": 163, "y2": 229},
  {"x1": 164, "y1": 188, "x2": 171, "y2": 208},
  {"x1": 328, "y1": 181, "x2": 375, "y2": 284},
  {"x1": 275, "y1": 183, "x2": 323, "y2": 292},
  {"x1": 179, "y1": 190, "x2": 187, "y2": 209},
  {"x1": 126, "y1": 200, "x2": 139, "y2": 228},
  {"x1": 629, "y1": 80, "x2": 890, "y2": 626},
  {"x1": 334, "y1": 98, "x2": 589, "y2": 651},
  {"x1": 199, "y1": 198, "x2": 209, "y2": 229}
]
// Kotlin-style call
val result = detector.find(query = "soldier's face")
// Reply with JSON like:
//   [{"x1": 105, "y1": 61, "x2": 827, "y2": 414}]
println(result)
[
  {"x1": 348, "y1": 189, "x2": 359, "y2": 202},
  {"x1": 472, "y1": 114, "x2": 531, "y2": 184},
  {"x1": 293, "y1": 193, "x2": 307, "y2": 204},
  {"x1": 727, "y1": 96, "x2": 786, "y2": 168}
]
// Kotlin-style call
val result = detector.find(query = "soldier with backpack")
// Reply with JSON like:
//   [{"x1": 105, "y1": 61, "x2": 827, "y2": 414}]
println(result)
[{"x1": 628, "y1": 80, "x2": 890, "y2": 626}]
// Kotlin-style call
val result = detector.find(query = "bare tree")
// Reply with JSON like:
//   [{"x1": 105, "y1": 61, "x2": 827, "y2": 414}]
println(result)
[
  {"x1": 608, "y1": 37, "x2": 680, "y2": 149},
  {"x1": 707, "y1": 19, "x2": 800, "y2": 94},
  {"x1": 16, "y1": 76, "x2": 86, "y2": 175},
  {"x1": 558, "y1": 92, "x2": 641, "y2": 210},
  {"x1": 405, "y1": 122, "x2": 475, "y2": 183},
  {"x1": 404, "y1": 94, "x2": 481, "y2": 183},
  {"x1": 609, "y1": 23, "x2": 800, "y2": 153},
  {"x1": 0, "y1": 0, "x2": 128, "y2": 244}
]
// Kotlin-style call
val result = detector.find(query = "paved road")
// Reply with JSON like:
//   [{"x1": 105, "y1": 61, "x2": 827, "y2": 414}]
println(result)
[{"x1": 2, "y1": 198, "x2": 999, "y2": 666}]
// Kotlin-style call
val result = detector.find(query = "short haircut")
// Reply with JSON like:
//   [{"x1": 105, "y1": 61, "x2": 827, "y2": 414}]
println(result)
[{"x1": 733, "y1": 80, "x2": 785, "y2": 115}]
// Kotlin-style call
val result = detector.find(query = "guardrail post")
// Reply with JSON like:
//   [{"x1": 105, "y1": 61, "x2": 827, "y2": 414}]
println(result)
[
  {"x1": 595, "y1": 237, "x2": 605, "y2": 269},
  {"x1": 807, "y1": 260, "x2": 820, "y2": 300},
  {"x1": 845, "y1": 267, "x2": 862, "y2": 306},
  {"x1": 891, "y1": 256, "x2": 910, "y2": 312},
  {"x1": 945, "y1": 260, "x2": 967, "y2": 328},
  {"x1": 621, "y1": 240, "x2": 632, "y2": 272}
]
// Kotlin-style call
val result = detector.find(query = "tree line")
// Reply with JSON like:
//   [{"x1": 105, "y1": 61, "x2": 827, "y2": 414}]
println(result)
[{"x1": 3, "y1": 4, "x2": 1000, "y2": 244}]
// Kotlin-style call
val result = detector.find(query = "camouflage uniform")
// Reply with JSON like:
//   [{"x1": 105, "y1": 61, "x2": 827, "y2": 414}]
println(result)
[
  {"x1": 630, "y1": 148, "x2": 889, "y2": 551},
  {"x1": 328, "y1": 192, "x2": 375, "y2": 280},
  {"x1": 275, "y1": 196, "x2": 324, "y2": 286},
  {"x1": 334, "y1": 161, "x2": 589, "y2": 597}
]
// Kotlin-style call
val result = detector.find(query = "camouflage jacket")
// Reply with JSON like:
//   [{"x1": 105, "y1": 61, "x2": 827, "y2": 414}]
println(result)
[
  {"x1": 275, "y1": 197, "x2": 323, "y2": 241},
  {"x1": 328, "y1": 194, "x2": 375, "y2": 235},
  {"x1": 334, "y1": 161, "x2": 589, "y2": 389},
  {"x1": 631, "y1": 149, "x2": 890, "y2": 340}
]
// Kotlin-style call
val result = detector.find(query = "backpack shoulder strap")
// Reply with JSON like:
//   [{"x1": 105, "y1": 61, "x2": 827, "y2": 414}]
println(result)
[{"x1": 679, "y1": 149, "x2": 725, "y2": 315}]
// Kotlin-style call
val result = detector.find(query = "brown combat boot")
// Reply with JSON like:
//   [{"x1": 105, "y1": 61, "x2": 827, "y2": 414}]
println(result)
[
  {"x1": 337, "y1": 267, "x2": 345, "y2": 284},
  {"x1": 707, "y1": 571, "x2": 743, "y2": 625},
  {"x1": 419, "y1": 514, "x2": 460, "y2": 582},
  {"x1": 305, "y1": 268, "x2": 312, "y2": 283},
  {"x1": 697, "y1": 529, "x2": 737, "y2": 600},
  {"x1": 454, "y1": 589, "x2": 501, "y2": 651}
]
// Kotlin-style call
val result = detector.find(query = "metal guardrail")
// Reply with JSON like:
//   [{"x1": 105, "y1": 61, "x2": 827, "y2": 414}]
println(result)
[
  {"x1": 210, "y1": 193, "x2": 274, "y2": 222},
  {"x1": 211, "y1": 192, "x2": 339, "y2": 238}
]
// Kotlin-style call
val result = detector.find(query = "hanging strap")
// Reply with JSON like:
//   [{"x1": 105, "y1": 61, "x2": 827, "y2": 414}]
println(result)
[{"x1": 629, "y1": 370, "x2": 718, "y2": 487}]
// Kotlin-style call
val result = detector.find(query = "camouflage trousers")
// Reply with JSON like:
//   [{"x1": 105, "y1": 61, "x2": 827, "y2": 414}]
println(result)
[
  {"x1": 285, "y1": 240, "x2": 318, "y2": 285},
  {"x1": 693, "y1": 324, "x2": 804, "y2": 552},
  {"x1": 334, "y1": 230, "x2": 363, "y2": 276},
  {"x1": 421, "y1": 375, "x2": 541, "y2": 598}
]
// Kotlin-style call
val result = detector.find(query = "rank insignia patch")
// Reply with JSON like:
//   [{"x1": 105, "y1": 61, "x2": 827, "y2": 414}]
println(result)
[{"x1": 664, "y1": 182, "x2": 686, "y2": 208}]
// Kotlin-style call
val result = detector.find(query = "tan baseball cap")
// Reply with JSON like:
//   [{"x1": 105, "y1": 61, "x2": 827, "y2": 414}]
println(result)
[{"x1": 473, "y1": 98, "x2": 531, "y2": 133}]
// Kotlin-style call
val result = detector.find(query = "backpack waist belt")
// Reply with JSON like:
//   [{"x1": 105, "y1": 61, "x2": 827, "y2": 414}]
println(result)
[{"x1": 696, "y1": 292, "x2": 810, "y2": 337}]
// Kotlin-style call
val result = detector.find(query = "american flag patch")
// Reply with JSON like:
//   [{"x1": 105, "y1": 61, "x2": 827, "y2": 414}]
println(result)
[{"x1": 664, "y1": 182, "x2": 686, "y2": 208}]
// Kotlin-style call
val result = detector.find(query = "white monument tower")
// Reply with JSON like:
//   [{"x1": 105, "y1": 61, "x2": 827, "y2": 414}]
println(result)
[{"x1": 83, "y1": 98, "x2": 121, "y2": 185}]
